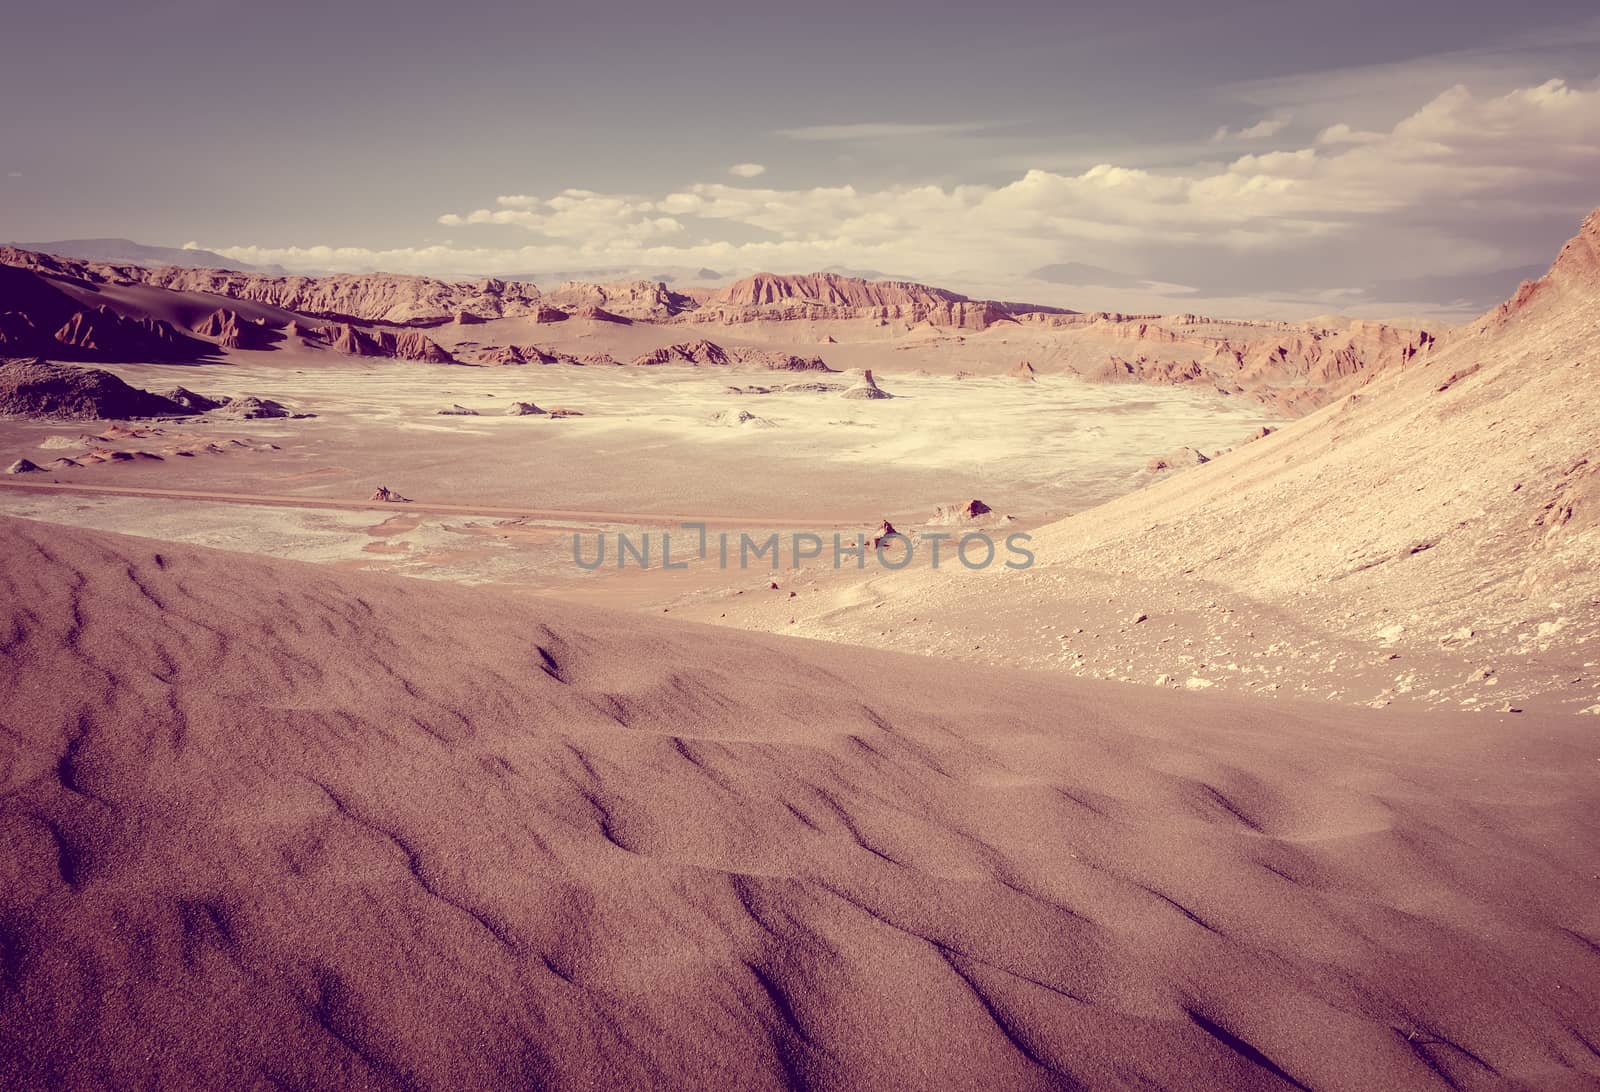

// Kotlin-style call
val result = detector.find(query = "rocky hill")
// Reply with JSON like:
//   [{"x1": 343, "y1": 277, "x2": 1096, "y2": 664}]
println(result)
[
  {"x1": 0, "y1": 358, "x2": 194, "y2": 419},
  {"x1": 0, "y1": 247, "x2": 545, "y2": 327},
  {"x1": 1047, "y1": 314, "x2": 1437, "y2": 413},
  {"x1": 761, "y1": 208, "x2": 1600, "y2": 710},
  {"x1": 689, "y1": 271, "x2": 1072, "y2": 330},
  {"x1": 0, "y1": 245, "x2": 1435, "y2": 405},
  {"x1": 0, "y1": 264, "x2": 207, "y2": 363},
  {"x1": 544, "y1": 279, "x2": 699, "y2": 320}
]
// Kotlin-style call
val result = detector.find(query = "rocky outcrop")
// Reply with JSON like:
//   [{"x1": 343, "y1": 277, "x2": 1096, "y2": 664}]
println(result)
[
  {"x1": 717, "y1": 272, "x2": 968, "y2": 310},
  {"x1": 0, "y1": 246, "x2": 546, "y2": 326},
  {"x1": 1147, "y1": 447, "x2": 1211, "y2": 472},
  {"x1": 507, "y1": 402, "x2": 548, "y2": 416},
  {"x1": 6, "y1": 458, "x2": 41, "y2": 474},
  {"x1": 317, "y1": 323, "x2": 383, "y2": 357},
  {"x1": 160, "y1": 387, "x2": 228, "y2": 413},
  {"x1": 191, "y1": 308, "x2": 267, "y2": 350},
  {"x1": 546, "y1": 280, "x2": 697, "y2": 320},
  {"x1": 841, "y1": 370, "x2": 893, "y2": 399},
  {"x1": 214, "y1": 396, "x2": 311, "y2": 420},
  {"x1": 710, "y1": 409, "x2": 775, "y2": 428},
  {"x1": 691, "y1": 272, "x2": 1072, "y2": 331},
  {"x1": 1484, "y1": 208, "x2": 1600, "y2": 330},
  {"x1": 735, "y1": 349, "x2": 834, "y2": 372},
  {"x1": 630, "y1": 340, "x2": 834, "y2": 370},
  {"x1": 305, "y1": 323, "x2": 453, "y2": 362},
  {"x1": 931, "y1": 499, "x2": 994, "y2": 523},
  {"x1": 631, "y1": 340, "x2": 733, "y2": 367},
  {"x1": 1052, "y1": 314, "x2": 1437, "y2": 413},
  {"x1": 475, "y1": 344, "x2": 561, "y2": 365},
  {"x1": 373, "y1": 330, "x2": 455, "y2": 363},
  {"x1": 0, "y1": 358, "x2": 194, "y2": 419},
  {"x1": 573, "y1": 305, "x2": 631, "y2": 325},
  {"x1": 50, "y1": 306, "x2": 200, "y2": 362}
]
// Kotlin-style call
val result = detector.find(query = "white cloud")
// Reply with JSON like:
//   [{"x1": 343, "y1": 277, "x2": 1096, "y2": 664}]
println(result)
[
  {"x1": 208, "y1": 78, "x2": 1600, "y2": 319},
  {"x1": 728, "y1": 163, "x2": 767, "y2": 178},
  {"x1": 1315, "y1": 123, "x2": 1384, "y2": 146},
  {"x1": 436, "y1": 190, "x2": 685, "y2": 244},
  {"x1": 1211, "y1": 113, "x2": 1291, "y2": 142}
]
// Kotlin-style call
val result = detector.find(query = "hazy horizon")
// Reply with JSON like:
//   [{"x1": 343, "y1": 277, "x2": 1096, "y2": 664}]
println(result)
[{"x1": 4, "y1": 0, "x2": 1598, "y2": 320}]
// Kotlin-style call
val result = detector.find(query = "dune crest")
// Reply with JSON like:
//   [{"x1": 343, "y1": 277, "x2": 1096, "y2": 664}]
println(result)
[{"x1": 1, "y1": 516, "x2": 1598, "y2": 1089}]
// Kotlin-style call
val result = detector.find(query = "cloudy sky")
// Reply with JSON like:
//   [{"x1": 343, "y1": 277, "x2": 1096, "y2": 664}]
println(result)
[{"x1": 3, "y1": 0, "x2": 1597, "y2": 319}]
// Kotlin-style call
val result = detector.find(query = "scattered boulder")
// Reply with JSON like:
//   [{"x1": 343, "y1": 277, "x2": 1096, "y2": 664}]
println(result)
[
  {"x1": 842, "y1": 370, "x2": 893, "y2": 400},
  {"x1": 6, "y1": 458, "x2": 41, "y2": 474},
  {"x1": 437, "y1": 404, "x2": 480, "y2": 416},
  {"x1": 370, "y1": 485, "x2": 411, "y2": 503},
  {"x1": 931, "y1": 498, "x2": 994, "y2": 524},
  {"x1": 548, "y1": 408, "x2": 584, "y2": 418},
  {"x1": 161, "y1": 386, "x2": 228, "y2": 413},
  {"x1": 711, "y1": 409, "x2": 775, "y2": 428},
  {"x1": 507, "y1": 401, "x2": 548, "y2": 416},
  {"x1": 1013, "y1": 360, "x2": 1037, "y2": 381},
  {"x1": 215, "y1": 396, "x2": 311, "y2": 420},
  {"x1": 868, "y1": 519, "x2": 899, "y2": 548},
  {"x1": 1147, "y1": 447, "x2": 1211, "y2": 472},
  {"x1": 739, "y1": 349, "x2": 834, "y2": 372},
  {"x1": 451, "y1": 310, "x2": 483, "y2": 326},
  {"x1": 0, "y1": 358, "x2": 192, "y2": 420}
]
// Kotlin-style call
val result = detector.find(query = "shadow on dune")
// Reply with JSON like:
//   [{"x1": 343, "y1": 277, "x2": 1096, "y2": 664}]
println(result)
[{"x1": 0, "y1": 517, "x2": 1597, "y2": 1089}]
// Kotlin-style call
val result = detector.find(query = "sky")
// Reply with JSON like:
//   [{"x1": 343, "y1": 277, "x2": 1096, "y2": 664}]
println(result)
[{"x1": 2, "y1": 0, "x2": 1597, "y2": 320}]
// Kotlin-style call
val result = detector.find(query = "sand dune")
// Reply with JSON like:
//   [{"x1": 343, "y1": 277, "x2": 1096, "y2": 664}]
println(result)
[{"x1": 1, "y1": 515, "x2": 1598, "y2": 1089}]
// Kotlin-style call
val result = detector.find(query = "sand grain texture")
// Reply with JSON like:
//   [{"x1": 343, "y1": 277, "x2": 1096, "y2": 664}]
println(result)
[{"x1": 1, "y1": 517, "x2": 1598, "y2": 1090}]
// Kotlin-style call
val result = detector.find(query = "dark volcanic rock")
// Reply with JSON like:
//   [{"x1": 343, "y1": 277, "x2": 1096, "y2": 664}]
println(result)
[{"x1": 0, "y1": 358, "x2": 193, "y2": 420}]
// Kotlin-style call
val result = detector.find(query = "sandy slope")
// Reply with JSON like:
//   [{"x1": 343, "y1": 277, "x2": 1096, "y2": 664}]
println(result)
[
  {"x1": 2, "y1": 516, "x2": 1599, "y2": 1090},
  {"x1": 681, "y1": 211, "x2": 1600, "y2": 712}
]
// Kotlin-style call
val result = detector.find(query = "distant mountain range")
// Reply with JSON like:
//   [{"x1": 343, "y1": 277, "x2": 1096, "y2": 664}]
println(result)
[{"x1": 9, "y1": 238, "x2": 285, "y2": 274}]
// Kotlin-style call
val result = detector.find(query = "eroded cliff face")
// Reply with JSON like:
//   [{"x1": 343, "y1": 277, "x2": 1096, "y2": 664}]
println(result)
[
  {"x1": 0, "y1": 262, "x2": 205, "y2": 362},
  {"x1": 544, "y1": 279, "x2": 698, "y2": 320},
  {"x1": 0, "y1": 247, "x2": 545, "y2": 326},
  {"x1": 0, "y1": 244, "x2": 1437, "y2": 408},
  {"x1": 1482, "y1": 208, "x2": 1600, "y2": 331},
  {"x1": 1045, "y1": 314, "x2": 1437, "y2": 412},
  {"x1": 687, "y1": 272, "x2": 1050, "y2": 330}
]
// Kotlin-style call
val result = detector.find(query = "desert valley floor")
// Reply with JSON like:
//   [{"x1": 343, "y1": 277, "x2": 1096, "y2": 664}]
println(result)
[{"x1": 2, "y1": 216, "x2": 1599, "y2": 1089}]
